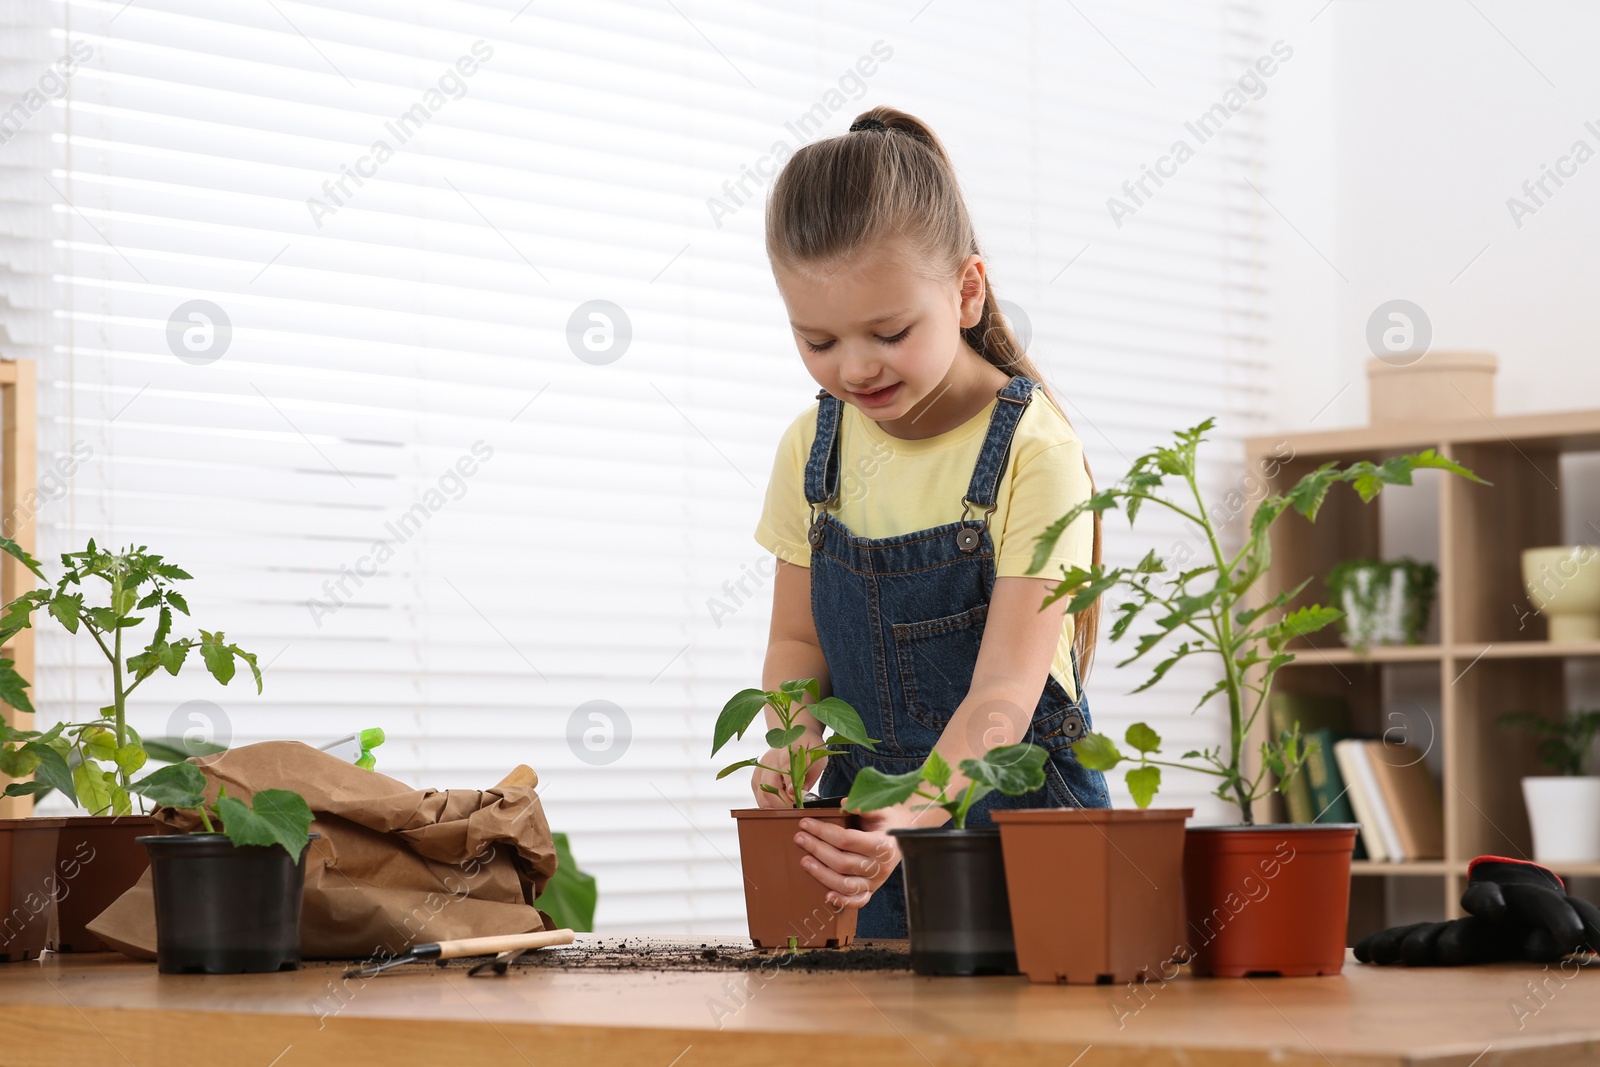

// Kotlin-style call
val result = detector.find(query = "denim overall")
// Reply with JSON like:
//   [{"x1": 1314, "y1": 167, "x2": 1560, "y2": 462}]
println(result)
[{"x1": 807, "y1": 374, "x2": 1111, "y2": 938}]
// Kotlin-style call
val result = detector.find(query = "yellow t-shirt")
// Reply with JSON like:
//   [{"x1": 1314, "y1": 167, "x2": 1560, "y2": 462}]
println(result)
[{"x1": 753, "y1": 387, "x2": 1095, "y2": 702}]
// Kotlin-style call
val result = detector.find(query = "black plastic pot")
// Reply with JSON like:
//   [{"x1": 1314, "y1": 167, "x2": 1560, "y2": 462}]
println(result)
[
  {"x1": 138, "y1": 832, "x2": 318, "y2": 974},
  {"x1": 890, "y1": 827, "x2": 1017, "y2": 976}
]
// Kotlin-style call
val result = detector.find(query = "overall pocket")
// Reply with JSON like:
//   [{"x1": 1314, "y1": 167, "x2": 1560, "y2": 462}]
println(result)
[{"x1": 892, "y1": 602, "x2": 988, "y2": 733}]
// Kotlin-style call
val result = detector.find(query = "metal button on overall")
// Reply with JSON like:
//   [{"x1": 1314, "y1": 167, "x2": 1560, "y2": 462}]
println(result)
[{"x1": 802, "y1": 375, "x2": 1110, "y2": 939}]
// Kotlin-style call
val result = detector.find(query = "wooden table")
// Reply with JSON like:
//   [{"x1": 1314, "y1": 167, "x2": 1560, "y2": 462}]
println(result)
[{"x1": 2, "y1": 938, "x2": 1597, "y2": 1066}]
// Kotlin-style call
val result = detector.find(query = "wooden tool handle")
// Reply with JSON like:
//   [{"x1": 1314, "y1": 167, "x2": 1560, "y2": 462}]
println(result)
[
  {"x1": 493, "y1": 764, "x2": 539, "y2": 791},
  {"x1": 435, "y1": 928, "x2": 575, "y2": 959}
]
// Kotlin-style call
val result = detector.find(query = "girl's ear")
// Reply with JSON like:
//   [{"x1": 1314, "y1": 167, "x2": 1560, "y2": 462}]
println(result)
[{"x1": 957, "y1": 254, "x2": 986, "y2": 328}]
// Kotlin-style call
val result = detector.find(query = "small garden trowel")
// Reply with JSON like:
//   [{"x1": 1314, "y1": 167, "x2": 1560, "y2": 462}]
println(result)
[{"x1": 344, "y1": 928, "x2": 575, "y2": 979}]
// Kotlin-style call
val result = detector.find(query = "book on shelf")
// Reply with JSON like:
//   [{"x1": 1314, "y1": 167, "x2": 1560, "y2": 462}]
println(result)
[
  {"x1": 1334, "y1": 739, "x2": 1394, "y2": 861},
  {"x1": 1268, "y1": 693, "x2": 1367, "y2": 860},
  {"x1": 1337, "y1": 742, "x2": 1388, "y2": 870},
  {"x1": 1364, "y1": 740, "x2": 1444, "y2": 860}
]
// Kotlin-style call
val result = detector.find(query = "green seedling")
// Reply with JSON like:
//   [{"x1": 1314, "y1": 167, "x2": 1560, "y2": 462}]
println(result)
[
  {"x1": 129, "y1": 761, "x2": 313, "y2": 858},
  {"x1": 1025, "y1": 418, "x2": 1486, "y2": 822},
  {"x1": 0, "y1": 537, "x2": 262, "y2": 815},
  {"x1": 843, "y1": 744, "x2": 1048, "y2": 829},
  {"x1": 711, "y1": 678, "x2": 877, "y2": 809}
]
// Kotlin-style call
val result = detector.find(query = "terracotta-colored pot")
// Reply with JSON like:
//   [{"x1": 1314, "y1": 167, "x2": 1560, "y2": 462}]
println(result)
[
  {"x1": 1182, "y1": 823, "x2": 1358, "y2": 978},
  {"x1": 0, "y1": 817, "x2": 65, "y2": 962},
  {"x1": 994, "y1": 808, "x2": 1192, "y2": 984},
  {"x1": 51, "y1": 815, "x2": 158, "y2": 952},
  {"x1": 731, "y1": 806, "x2": 859, "y2": 949}
]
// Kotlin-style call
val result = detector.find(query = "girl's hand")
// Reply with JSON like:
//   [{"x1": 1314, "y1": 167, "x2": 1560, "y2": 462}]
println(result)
[
  {"x1": 794, "y1": 804, "x2": 927, "y2": 909},
  {"x1": 751, "y1": 735, "x2": 828, "y2": 807}
]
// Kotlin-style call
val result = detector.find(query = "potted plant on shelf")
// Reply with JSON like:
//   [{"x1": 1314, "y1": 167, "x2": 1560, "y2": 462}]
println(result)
[
  {"x1": 1500, "y1": 708, "x2": 1600, "y2": 863},
  {"x1": 712, "y1": 677, "x2": 876, "y2": 949},
  {"x1": 1325, "y1": 556, "x2": 1438, "y2": 651},
  {"x1": 1026, "y1": 418, "x2": 1485, "y2": 977},
  {"x1": 0, "y1": 537, "x2": 261, "y2": 953},
  {"x1": 126, "y1": 760, "x2": 315, "y2": 974},
  {"x1": 844, "y1": 743, "x2": 1047, "y2": 976}
]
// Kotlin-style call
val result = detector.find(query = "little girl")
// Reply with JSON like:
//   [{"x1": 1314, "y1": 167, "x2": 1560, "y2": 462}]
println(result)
[{"x1": 749, "y1": 106, "x2": 1111, "y2": 939}]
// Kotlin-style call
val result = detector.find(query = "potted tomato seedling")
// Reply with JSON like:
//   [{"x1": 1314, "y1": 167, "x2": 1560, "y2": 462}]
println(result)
[
  {"x1": 712, "y1": 678, "x2": 876, "y2": 949},
  {"x1": 1027, "y1": 418, "x2": 1484, "y2": 977},
  {"x1": 127, "y1": 761, "x2": 316, "y2": 974},
  {"x1": 0, "y1": 537, "x2": 261, "y2": 956},
  {"x1": 844, "y1": 743, "x2": 1047, "y2": 976}
]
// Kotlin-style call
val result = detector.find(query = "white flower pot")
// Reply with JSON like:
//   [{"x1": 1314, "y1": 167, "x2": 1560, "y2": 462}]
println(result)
[{"x1": 1522, "y1": 777, "x2": 1600, "y2": 863}]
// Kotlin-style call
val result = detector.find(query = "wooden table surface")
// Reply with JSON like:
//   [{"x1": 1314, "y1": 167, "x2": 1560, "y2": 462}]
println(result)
[{"x1": 2, "y1": 938, "x2": 1597, "y2": 1066}]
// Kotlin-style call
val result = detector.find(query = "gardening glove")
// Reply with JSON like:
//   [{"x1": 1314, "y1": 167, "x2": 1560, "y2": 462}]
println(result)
[
  {"x1": 1458, "y1": 856, "x2": 1600, "y2": 960},
  {"x1": 1354, "y1": 856, "x2": 1600, "y2": 965}
]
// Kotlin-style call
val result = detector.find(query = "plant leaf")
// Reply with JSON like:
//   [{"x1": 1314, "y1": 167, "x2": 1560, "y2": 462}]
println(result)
[
  {"x1": 961, "y1": 743, "x2": 1048, "y2": 796},
  {"x1": 27, "y1": 742, "x2": 75, "y2": 804},
  {"x1": 48, "y1": 593, "x2": 82, "y2": 634},
  {"x1": 0, "y1": 661, "x2": 34, "y2": 715},
  {"x1": 1125, "y1": 722, "x2": 1162, "y2": 754},
  {"x1": 765, "y1": 725, "x2": 805, "y2": 750},
  {"x1": 199, "y1": 630, "x2": 236, "y2": 684},
  {"x1": 114, "y1": 742, "x2": 148, "y2": 775},
  {"x1": 230, "y1": 645, "x2": 262, "y2": 693},
  {"x1": 714, "y1": 758, "x2": 761, "y2": 781},
  {"x1": 532, "y1": 832, "x2": 597, "y2": 933},
  {"x1": 1072, "y1": 731, "x2": 1124, "y2": 771},
  {"x1": 843, "y1": 765, "x2": 922, "y2": 812},
  {"x1": 72, "y1": 761, "x2": 113, "y2": 815},
  {"x1": 808, "y1": 696, "x2": 876, "y2": 749},
  {"x1": 922, "y1": 748, "x2": 952, "y2": 790},
  {"x1": 129, "y1": 761, "x2": 209, "y2": 808},
  {"x1": 712, "y1": 689, "x2": 769, "y2": 756},
  {"x1": 216, "y1": 788, "x2": 313, "y2": 857},
  {"x1": 1126, "y1": 765, "x2": 1161, "y2": 808}
]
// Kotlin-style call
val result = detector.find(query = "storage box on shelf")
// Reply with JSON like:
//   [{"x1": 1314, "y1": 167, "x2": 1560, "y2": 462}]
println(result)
[{"x1": 1244, "y1": 408, "x2": 1600, "y2": 942}]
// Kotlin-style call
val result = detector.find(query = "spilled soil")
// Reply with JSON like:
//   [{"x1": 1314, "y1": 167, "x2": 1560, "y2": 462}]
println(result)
[{"x1": 441, "y1": 936, "x2": 912, "y2": 973}]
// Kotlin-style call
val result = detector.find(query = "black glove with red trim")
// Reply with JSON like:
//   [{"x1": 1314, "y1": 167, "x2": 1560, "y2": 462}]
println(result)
[{"x1": 1354, "y1": 856, "x2": 1600, "y2": 966}]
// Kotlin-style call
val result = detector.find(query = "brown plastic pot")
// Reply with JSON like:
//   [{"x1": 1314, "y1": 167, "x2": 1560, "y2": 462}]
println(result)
[
  {"x1": 994, "y1": 808, "x2": 1192, "y2": 984},
  {"x1": 1182, "y1": 823, "x2": 1358, "y2": 978},
  {"x1": 0, "y1": 817, "x2": 64, "y2": 962},
  {"x1": 731, "y1": 805, "x2": 859, "y2": 949},
  {"x1": 50, "y1": 815, "x2": 158, "y2": 952}
]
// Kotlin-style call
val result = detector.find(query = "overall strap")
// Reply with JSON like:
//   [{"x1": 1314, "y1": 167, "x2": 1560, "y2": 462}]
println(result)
[
  {"x1": 963, "y1": 375, "x2": 1036, "y2": 509},
  {"x1": 803, "y1": 388, "x2": 843, "y2": 506}
]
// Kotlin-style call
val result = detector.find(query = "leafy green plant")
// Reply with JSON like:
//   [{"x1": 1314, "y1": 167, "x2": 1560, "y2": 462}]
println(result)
[
  {"x1": 128, "y1": 761, "x2": 313, "y2": 857},
  {"x1": 0, "y1": 537, "x2": 261, "y2": 815},
  {"x1": 1325, "y1": 557, "x2": 1438, "y2": 651},
  {"x1": 843, "y1": 744, "x2": 1048, "y2": 829},
  {"x1": 1025, "y1": 418, "x2": 1486, "y2": 822},
  {"x1": 711, "y1": 678, "x2": 877, "y2": 809},
  {"x1": 1499, "y1": 710, "x2": 1600, "y2": 777},
  {"x1": 533, "y1": 832, "x2": 598, "y2": 932}
]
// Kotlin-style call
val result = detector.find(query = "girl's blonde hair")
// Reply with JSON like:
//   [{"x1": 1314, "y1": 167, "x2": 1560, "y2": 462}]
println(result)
[{"x1": 764, "y1": 104, "x2": 1104, "y2": 683}]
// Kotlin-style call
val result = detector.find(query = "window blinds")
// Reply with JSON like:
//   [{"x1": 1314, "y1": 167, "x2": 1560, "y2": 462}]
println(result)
[{"x1": 1, "y1": 0, "x2": 1269, "y2": 932}]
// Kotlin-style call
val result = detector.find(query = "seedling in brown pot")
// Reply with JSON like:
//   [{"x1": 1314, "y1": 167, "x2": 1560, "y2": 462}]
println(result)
[
  {"x1": 711, "y1": 678, "x2": 877, "y2": 807},
  {"x1": 1026, "y1": 418, "x2": 1485, "y2": 823}
]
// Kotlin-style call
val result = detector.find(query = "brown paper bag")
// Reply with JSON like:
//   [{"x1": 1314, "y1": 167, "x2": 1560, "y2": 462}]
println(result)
[{"x1": 88, "y1": 740, "x2": 558, "y2": 960}]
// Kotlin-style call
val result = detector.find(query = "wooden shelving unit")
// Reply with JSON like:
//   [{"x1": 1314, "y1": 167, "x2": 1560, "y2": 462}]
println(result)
[{"x1": 1244, "y1": 406, "x2": 1600, "y2": 941}]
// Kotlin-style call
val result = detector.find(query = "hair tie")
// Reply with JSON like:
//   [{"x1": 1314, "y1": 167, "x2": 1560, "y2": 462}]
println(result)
[{"x1": 849, "y1": 118, "x2": 887, "y2": 132}]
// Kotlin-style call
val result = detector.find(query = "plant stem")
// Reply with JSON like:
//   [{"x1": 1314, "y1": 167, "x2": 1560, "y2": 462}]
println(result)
[
  {"x1": 111, "y1": 572, "x2": 128, "y2": 788},
  {"x1": 1187, "y1": 468, "x2": 1253, "y2": 823},
  {"x1": 198, "y1": 804, "x2": 215, "y2": 833}
]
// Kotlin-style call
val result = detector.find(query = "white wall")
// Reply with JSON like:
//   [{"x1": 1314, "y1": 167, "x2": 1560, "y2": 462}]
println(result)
[{"x1": 1264, "y1": 0, "x2": 1600, "y2": 428}]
